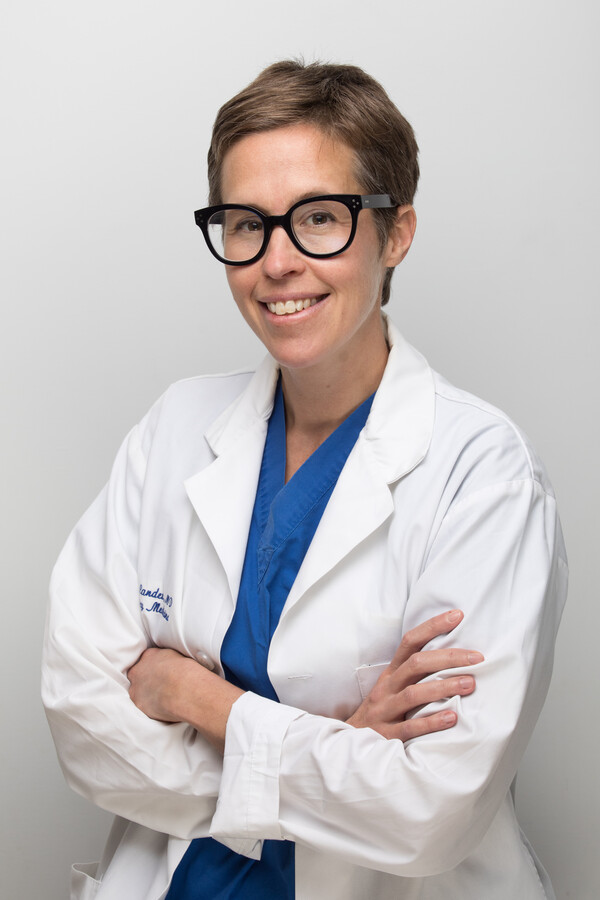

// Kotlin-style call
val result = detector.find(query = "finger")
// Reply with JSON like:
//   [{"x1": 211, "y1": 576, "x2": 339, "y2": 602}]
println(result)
[
  {"x1": 392, "y1": 647, "x2": 484, "y2": 691},
  {"x1": 391, "y1": 674, "x2": 475, "y2": 719},
  {"x1": 391, "y1": 709, "x2": 458, "y2": 743},
  {"x1": 390, "y1": 609, "x2": 465, "y2": 671},
  {"x1": 375, "y1": 710, "x2": 459, "y2": 741}
]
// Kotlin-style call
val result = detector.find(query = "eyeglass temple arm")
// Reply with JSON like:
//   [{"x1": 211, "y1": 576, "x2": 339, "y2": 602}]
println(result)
[{"x1": 360, "y1": 194, "x2": 397, "y2": 209}]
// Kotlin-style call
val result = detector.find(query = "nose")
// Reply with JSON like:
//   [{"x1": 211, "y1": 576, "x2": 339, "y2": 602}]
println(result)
[{"x1": 260, "y1": 224, "x2": 306, "y2": 279}]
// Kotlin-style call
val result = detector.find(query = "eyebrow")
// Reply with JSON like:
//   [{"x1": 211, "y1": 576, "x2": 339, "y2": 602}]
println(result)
[{"x1": 226, "y1": 190, "x2": 342, "y2": 214}]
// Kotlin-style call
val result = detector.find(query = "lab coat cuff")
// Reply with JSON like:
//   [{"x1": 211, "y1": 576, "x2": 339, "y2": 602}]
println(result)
[{"x1": 209, "y1": 692, "x2": 303, "y2": 854}]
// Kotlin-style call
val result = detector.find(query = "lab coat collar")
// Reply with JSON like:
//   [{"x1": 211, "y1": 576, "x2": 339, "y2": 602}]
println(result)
[
  {"x1": 203, "y1": 356, "x2": 279, "y2": 457},
  {"x1": 364, "y1": 317, "x2": 435, "y2": 483},
  {"x1": 184, "y1": 317, "x2": 434, "y2": 607}
]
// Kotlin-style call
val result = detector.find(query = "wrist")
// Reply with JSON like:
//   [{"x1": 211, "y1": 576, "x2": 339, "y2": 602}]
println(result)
[{"x1": 178, "y1": 662, "x2": 244, "y2": 753}]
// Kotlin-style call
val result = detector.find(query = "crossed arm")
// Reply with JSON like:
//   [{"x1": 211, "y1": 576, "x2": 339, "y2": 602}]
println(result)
[{"x1": 128, "y1": 608, "x2": 483, "y2": 752}]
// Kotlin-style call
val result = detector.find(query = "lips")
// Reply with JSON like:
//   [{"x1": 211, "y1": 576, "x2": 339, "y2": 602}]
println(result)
[{"x1": 264, "y1": 295, "x2": 327, "y2": 316}]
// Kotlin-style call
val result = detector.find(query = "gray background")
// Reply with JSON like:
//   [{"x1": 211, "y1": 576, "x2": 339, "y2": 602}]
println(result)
[{"x1": 1, "y1": 2, "x2": 597, "y2": 898}]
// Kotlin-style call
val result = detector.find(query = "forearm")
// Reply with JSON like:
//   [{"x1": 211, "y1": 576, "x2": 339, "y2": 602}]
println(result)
[
  {"x1": 128, "y1": 648, "x2": 244, "y2": 754},
  {"x1": 45, "y1": 553, "x2": 228, "y2": 837},
  {"x1": 212, "y1": 669, "x2": 526, "y2": 876},
  {"x1": 43, "y1": 660, "x2": 225, "y2": 838},
  {"x1": 179, "y1": 668, "x2": 244, "y2": 754},
  {"x1": 211, "y1": 485, "x2": 567, "y2": 872}
]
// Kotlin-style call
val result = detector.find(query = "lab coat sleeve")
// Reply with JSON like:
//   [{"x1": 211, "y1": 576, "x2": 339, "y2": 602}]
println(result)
[
  {"x1": 210, "y1": 477, "x2": 567, "y2": 876},
  {"x1": 42, "y1": 408, "x2": 223, "y2": 840}
]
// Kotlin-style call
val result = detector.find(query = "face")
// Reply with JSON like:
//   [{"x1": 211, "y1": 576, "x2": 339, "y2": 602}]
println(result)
[{"x1": 220, "y1": 124, "x2": 414, "y2": 380}]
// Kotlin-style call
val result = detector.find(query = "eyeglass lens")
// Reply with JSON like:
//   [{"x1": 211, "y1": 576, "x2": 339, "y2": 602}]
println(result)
[{"x1": 207, "y1": 199, "x2": 354, "y2": 262}]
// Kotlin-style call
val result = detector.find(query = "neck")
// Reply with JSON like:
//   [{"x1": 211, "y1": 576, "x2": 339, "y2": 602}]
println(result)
[{"x1": 280, "y1": 329, "x2": 389, "y2": 443}]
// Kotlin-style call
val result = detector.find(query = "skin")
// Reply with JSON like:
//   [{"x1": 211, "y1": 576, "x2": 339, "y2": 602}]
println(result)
[{"x1": 128, "y1": 124, "x2": 484, "y2": 751}]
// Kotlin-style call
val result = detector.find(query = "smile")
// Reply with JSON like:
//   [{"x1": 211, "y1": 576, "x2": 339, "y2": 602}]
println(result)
[{"x1": 266, "y1": 297, "x2": 325, "y2": 316}]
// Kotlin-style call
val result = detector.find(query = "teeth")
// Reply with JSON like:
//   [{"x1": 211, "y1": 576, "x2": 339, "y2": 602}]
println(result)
[{"x1": 266, "y1": 297, "x2": 321, "y2": 316}]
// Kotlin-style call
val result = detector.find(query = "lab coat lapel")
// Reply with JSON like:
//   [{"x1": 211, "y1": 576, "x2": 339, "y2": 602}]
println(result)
[
  {"x1": 184, "y1": 358, "x2": 279, "y2": 605},
  {"x1": 283, "y1": 437, "x2": 394, "y2": 614}
]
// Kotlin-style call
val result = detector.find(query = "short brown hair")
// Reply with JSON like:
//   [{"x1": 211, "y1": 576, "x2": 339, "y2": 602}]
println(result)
[{"x1": 207, "y1": 60, "x2": 419, "y2": 305}]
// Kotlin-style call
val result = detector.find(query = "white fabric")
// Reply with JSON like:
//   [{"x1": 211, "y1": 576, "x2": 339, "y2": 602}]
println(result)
[{"x1": 42, "y1": 320, "x2": 567, "y2": 900}]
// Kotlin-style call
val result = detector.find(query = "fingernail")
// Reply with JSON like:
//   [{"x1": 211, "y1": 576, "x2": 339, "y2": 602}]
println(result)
[
  {"x1": 447, "y1": 610, "x2": 462, "y2": 623},
  {"x1": 468, "y1": 652, "x2": 484, "y2": 663},
  {"x1": 459, "y1": 677, "x2": 473, "y2": 690},
  {"x1": 442, "y1": 711, "x2": 457, "y2": 724}
]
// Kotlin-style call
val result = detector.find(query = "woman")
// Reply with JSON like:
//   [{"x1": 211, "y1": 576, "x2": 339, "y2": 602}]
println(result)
[{"x1": 43, "y1": 61, "x2": 567, "y2": 900}]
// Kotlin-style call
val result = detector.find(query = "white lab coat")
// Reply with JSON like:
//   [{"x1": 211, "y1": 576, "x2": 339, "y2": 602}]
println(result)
[{"x1": 43, "y1": 320, "x2": 567, "y2": 900}]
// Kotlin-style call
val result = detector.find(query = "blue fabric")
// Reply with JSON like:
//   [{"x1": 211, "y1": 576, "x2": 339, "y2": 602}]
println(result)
[{"x1": 166, "y1": 379, "x2": 374, "y2": 900}]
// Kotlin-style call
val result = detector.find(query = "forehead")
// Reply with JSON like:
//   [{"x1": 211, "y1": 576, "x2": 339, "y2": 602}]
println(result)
[{"x1": 220, "y1": 124, "x2": 360, "y2": 209}]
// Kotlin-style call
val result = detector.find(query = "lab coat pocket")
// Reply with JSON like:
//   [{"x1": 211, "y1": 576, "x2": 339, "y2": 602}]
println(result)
[
  {"x1": 70, "y1": 862, "x2": 101, "y2": 900},
  {"x1": 355, "y1": 662, "x2": 390, "y2": 700}
]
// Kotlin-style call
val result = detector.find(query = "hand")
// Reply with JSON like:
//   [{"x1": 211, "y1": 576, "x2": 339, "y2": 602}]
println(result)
[
  {"x1": 128, "y1": 647, "x2": 199, "y2": 723},
  {"x1": 346, "y1": 610, "x2": 483, "y2": 741},
  {"x1": 128, "y1": 648, "x2": 243, "y2": 752}
]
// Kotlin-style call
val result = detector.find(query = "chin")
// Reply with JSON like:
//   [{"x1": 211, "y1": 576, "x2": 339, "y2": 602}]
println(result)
[{"x1": 264, "y1": 337, "x2": 334, "y2": 373}]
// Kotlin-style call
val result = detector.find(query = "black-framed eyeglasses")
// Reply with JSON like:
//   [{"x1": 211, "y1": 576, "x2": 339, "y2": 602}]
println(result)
[{"x1": 194, "y1": 194, "x2": 398, "y2": 266}]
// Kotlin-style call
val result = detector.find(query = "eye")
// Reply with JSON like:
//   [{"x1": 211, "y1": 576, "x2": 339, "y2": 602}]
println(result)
[
  {"x1": 229, "y1": 215, "x2": 264, "y2": 235},
  {"x1": 297, "y1": 208, "x2": 337, "y2": 229},
  {"x1": 307, "y1": 210, "x2": 335, "y2": 226}
]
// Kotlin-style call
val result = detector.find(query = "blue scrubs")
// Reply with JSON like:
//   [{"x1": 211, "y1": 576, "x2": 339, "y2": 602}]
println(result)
[{"x1": 166, "y1": 379, "x2": 374, "y2": 900}]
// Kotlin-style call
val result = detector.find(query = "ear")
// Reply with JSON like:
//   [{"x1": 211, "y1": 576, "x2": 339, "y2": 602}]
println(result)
[{"x1": 383, "y1": 205, "x2": 417, "y2": 268}]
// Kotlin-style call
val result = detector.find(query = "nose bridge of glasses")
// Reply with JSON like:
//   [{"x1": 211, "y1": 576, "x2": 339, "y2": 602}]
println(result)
[{"x1": 262, "y1": 210, "x2": 300, "y2": 254}]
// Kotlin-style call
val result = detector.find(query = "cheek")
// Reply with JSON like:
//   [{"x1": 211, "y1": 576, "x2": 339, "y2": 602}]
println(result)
[
  {"x1": 225, "y1": 269, "x2": 251, "y2": 308},
  {"x1": 348, "y1": 230, "x2": 388, "y2": 296},
  {"x1": 353, "y1": 255, "x2": 388, "y2": 305}
]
